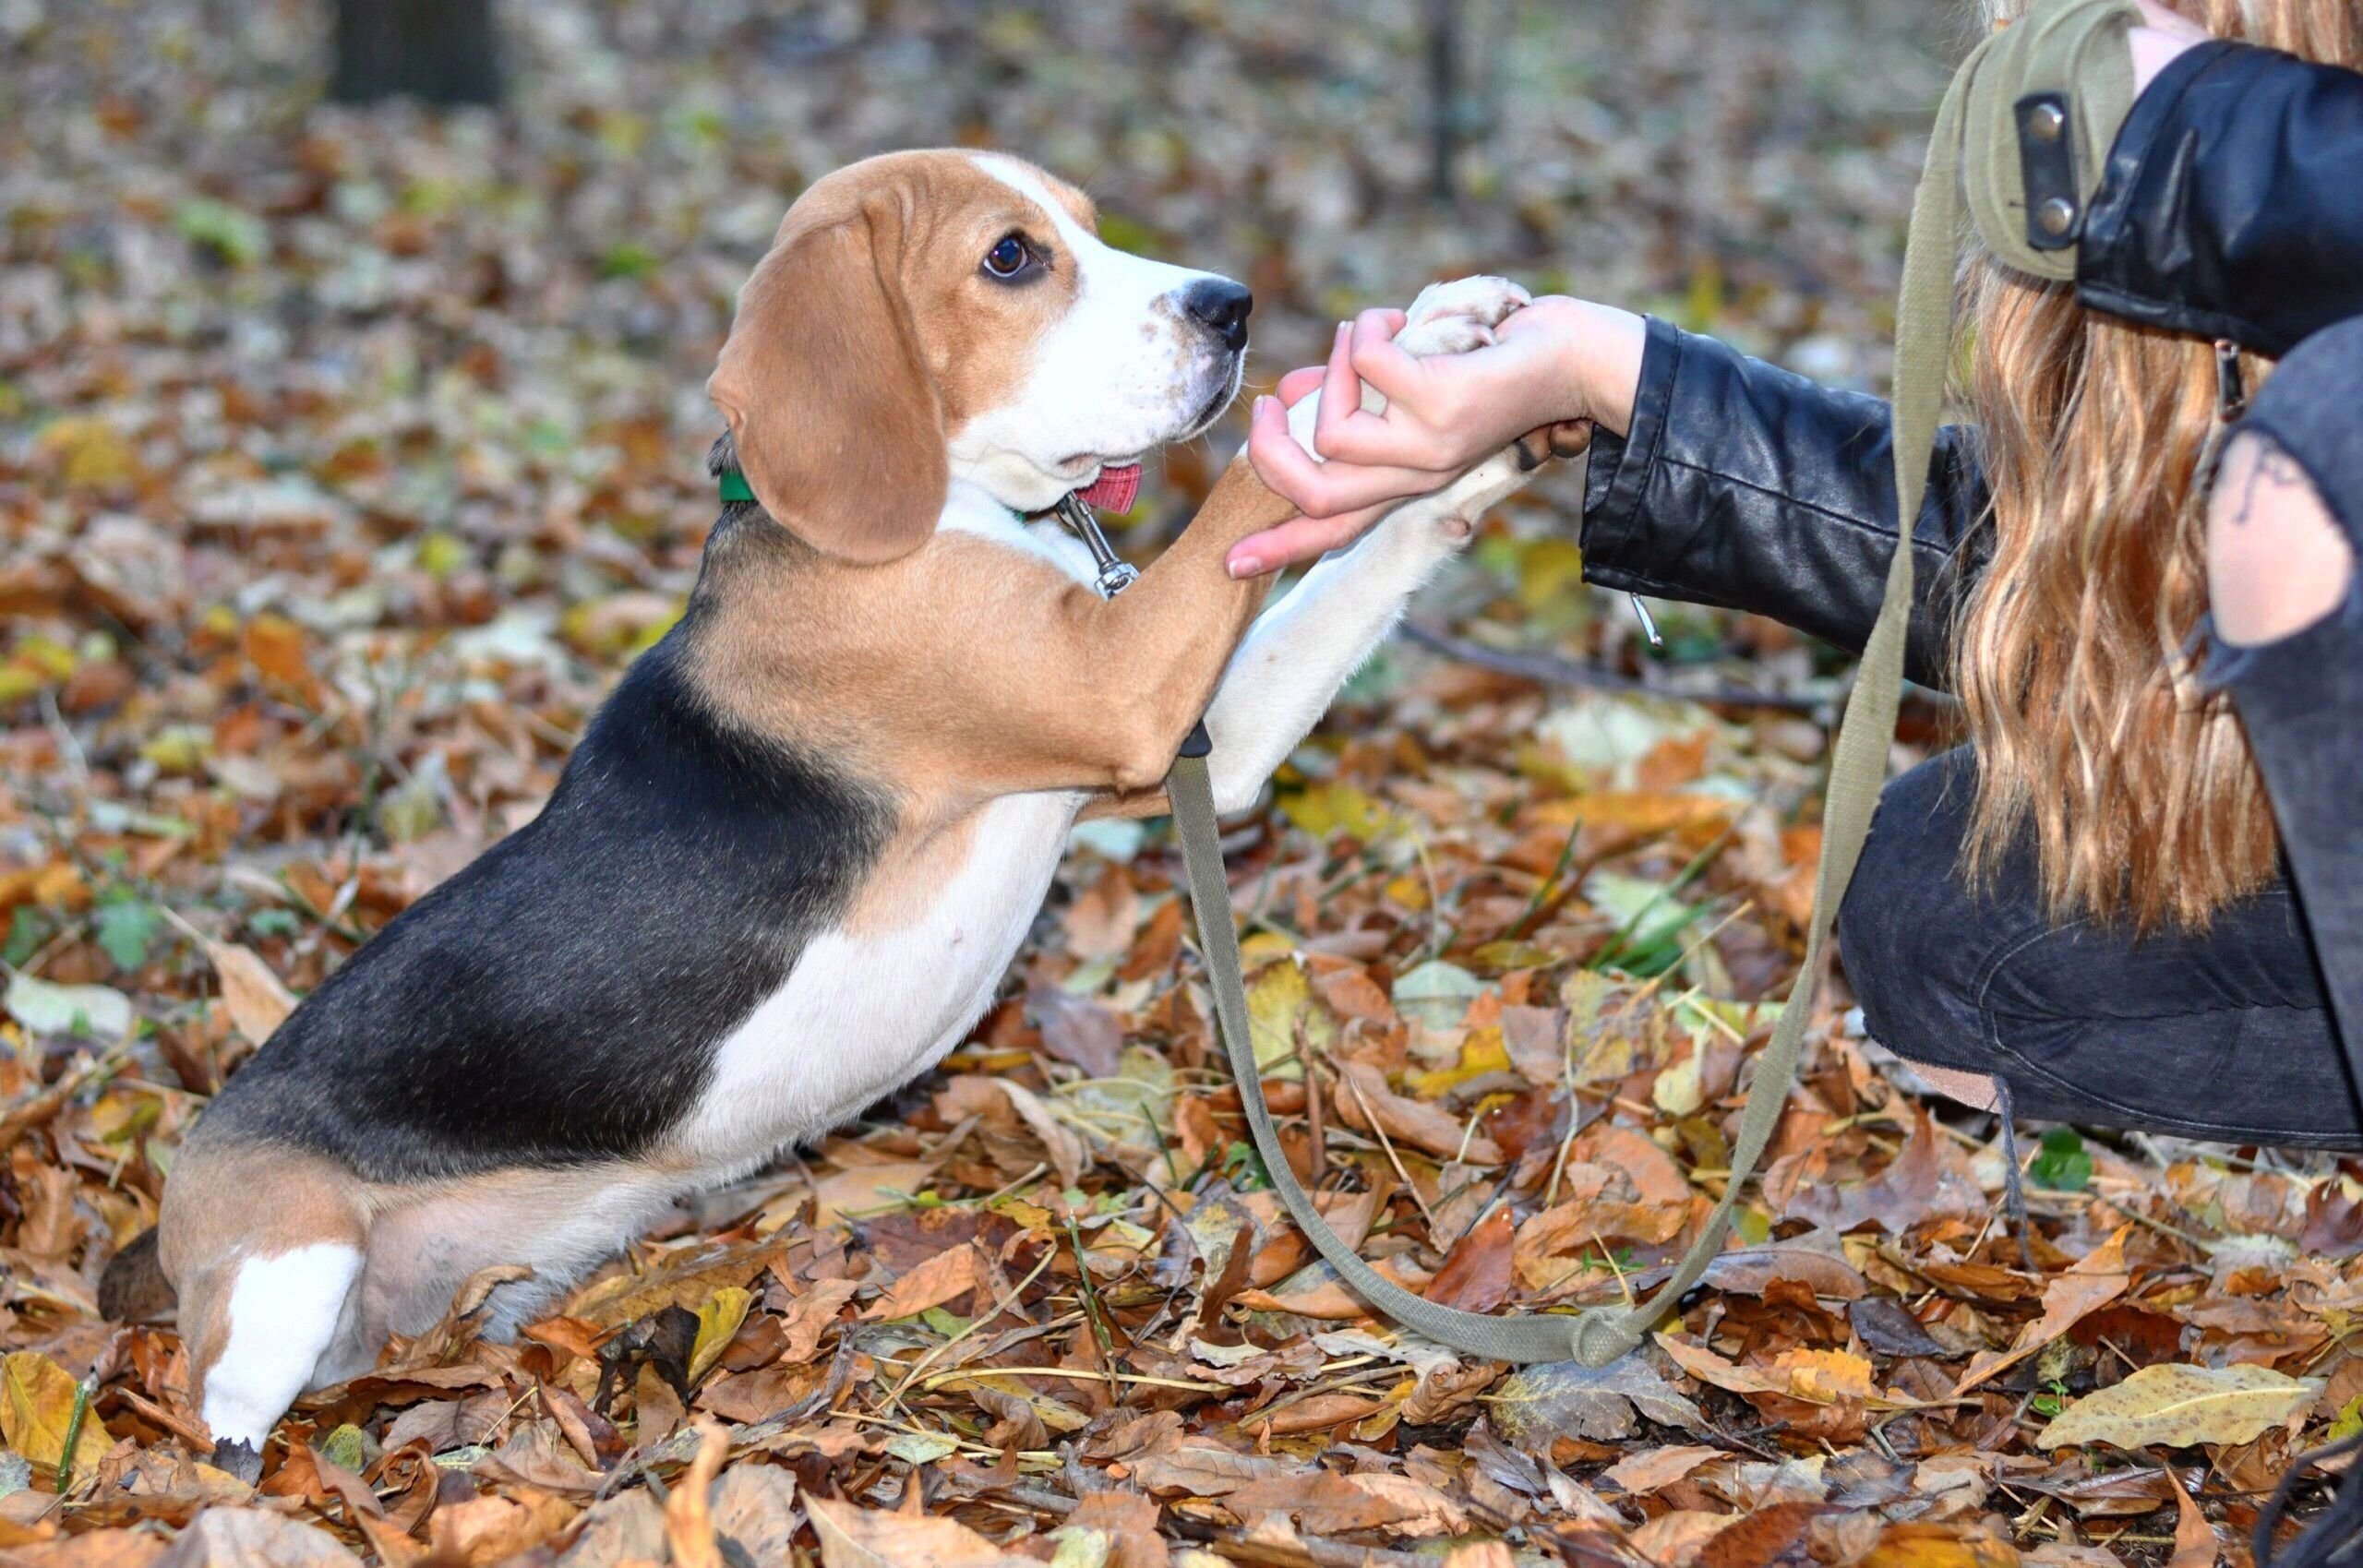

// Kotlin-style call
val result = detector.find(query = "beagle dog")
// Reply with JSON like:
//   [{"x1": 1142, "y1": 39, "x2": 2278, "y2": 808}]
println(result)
[{"x1": 108, "y1": 149, "x2": 1572, "y2": 1475}]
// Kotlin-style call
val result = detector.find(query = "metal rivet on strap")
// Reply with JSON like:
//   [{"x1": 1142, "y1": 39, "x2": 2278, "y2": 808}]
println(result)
[
  {"x1": 2035, "y1": 196, "x2": 2077, "y2": 235},
  {"x1": 2025, "y1": 101, "x2": 2066, "y2": 142}
]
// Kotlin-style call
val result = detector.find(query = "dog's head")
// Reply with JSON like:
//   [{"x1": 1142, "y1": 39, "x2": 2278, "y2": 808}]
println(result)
[{"x1": 708, "y1": 150, "x2": 1250, "y2": 564}]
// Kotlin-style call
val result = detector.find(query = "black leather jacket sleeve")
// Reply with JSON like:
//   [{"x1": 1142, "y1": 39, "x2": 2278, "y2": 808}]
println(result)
[
  {"x1": 1578, "y1": 318, "x2": 1991, "y2": 690},
  {"x1": 2079, "y1": 41, "x2": 2363, "y2": 357}
]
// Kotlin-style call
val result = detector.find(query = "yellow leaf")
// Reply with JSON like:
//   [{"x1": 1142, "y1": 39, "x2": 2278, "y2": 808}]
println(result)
[
  {"x1": 2037, "y1": 1362, "x2": 2318, "y2": 1451},
  {"x1": 1, "y1": 1352, "x2": 111, "y2": 1485},
  {"x1": 1777, "y1": 1347, "x2": 1877, "y2": 1404},
  {"x1": 39, "y1": 417, "x2": 138, "y2": 491},
  {"x1": 1246, "y1": 961, "x2": 1332, "y2": 1081},
  {"x1": 688, "y1": 1287, "x2": 754, "y2": 1385},
  {"x1": 1407, "y1": 1029, "x2": 1511, "y2": 1099},
  {"x1": 1651, "y1": 1054, "x2": 1704, "y2": 1117},
  {"x1": 1279, "y1": 782, "x2": 1395, "y2": 840}
]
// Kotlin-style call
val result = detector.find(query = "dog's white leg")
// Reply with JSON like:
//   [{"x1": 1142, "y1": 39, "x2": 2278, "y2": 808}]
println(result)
[
  {"x1": 1197, "y1": 278, "x2": 1539, "y2": 813},
  {"x1": 198, "y1": 1242, "x2": 365, "y2": 1475}
]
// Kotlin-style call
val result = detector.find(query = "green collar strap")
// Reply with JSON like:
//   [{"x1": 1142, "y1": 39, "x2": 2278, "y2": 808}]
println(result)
[{"x1": 718, "y1": 469, "x2": 757, "y2": 505}]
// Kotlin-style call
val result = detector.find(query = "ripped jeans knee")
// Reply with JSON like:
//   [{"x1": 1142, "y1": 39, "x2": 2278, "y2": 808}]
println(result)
[{"x1": 2206, "y1": 428, "x2": 2357, "y2": 649}]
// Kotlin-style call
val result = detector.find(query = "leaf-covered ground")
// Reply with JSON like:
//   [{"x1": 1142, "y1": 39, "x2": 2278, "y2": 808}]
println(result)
[{"x1": 3, "y1": 1, "x2": 2357, "y2": 1564}]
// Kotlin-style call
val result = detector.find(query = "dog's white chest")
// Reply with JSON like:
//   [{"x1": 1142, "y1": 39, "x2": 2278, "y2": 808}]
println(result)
[{"x1": 675, "y1": 790, "x2": 1083, "y2": 1171}]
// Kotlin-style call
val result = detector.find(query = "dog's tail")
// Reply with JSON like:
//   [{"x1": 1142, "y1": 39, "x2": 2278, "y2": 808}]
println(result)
[{"x1": 98, "y1": 1227, "x2": 175, "y2": 1322}]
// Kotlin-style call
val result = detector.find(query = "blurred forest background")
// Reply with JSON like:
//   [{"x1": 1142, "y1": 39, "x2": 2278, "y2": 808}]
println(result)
[{"x1": 4, "y1": 3, "x2": 2353, "y2": 1567}]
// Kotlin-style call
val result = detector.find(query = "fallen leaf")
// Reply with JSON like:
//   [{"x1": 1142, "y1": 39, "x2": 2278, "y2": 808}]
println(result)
[
  {"x1": 687, "y1": 1287, "x2": 753, "y2": 1384},
  {"x1": 5, "y1": 974, "x2": 134, "y2": 1041},
  {"x1": 1601, "y1": 1443, "x2": 1724, "y2": 1494},
  {"x1": 1425, "y1": 1206, "x2": 1515, "y2": 1313},
  {"x1": 663, "y1": 1420, "x2": 728, "y2": 1568},
  {"x1": 1, "y1": 1352, "x2": 110, "y2": 1484},
  {"x1": 805, "y1": 1494, "x2": 1035, "y2": 1568},
  {"x1": 2164, "y1": 1464, "x2": 2220, "y2": 1568},
  {"x1": 1332, "y1": 1059, "x2": 1502, "y2": 1163},
  {"x1": 864, "y1": 1244, "x2": 982, "y2": 1323},
  {"x1": 203, "y1": 939, "x2": 297, "y2": 1046},
  {"x1": 1225, "y1": 1470, "x2": 1469, "y2": 1537},
  {"x1": 1490, "y1": 1354, "x2": 1708, "y2": 1446},
  {"x1": 2038, "y1": 1363, "x2": 2319, "y2": 1451},
  {"x1": 153, "y1": 1507, "x2": 364, "y2": 1565},
  {"x1": 1955, "y1": 1227, "x2": 2131, "y2": 1394},
  {"x1": 1697, "y1": 1499, "x2": 1819, "y2": 1568},
  {"x1": 1850, "y1": 1298, "x2": 1950, "y2": 1359}
]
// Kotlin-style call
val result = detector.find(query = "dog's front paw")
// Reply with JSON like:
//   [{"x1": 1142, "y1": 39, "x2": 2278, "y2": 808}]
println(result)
[{"x1": 1396, "y1": 276, "x2": 1531, "y2": 358}]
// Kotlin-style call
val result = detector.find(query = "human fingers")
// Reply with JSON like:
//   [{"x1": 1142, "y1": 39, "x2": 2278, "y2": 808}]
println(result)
[
  {"x1": 1275, "y1": 365, "x2": 1325, "y2": 405},
  {"x1": 1244, "y1": 396, "x2": 1447, "y2": 516},
  {"x1": 1312, "y1": 322, "x2": 1363, "y2": 458},
  {"x1": 1226, "y1": 505, "x2": 1395, "y2": 577}
]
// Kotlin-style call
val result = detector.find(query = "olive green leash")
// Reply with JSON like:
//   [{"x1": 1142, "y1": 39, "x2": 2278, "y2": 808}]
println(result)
[{"x1": 1163, "y1": 0, "x2": 2141, "y2": 1367}]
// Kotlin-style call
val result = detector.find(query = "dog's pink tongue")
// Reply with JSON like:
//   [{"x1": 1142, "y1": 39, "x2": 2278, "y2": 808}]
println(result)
[{"x1": 1076, "y1": 462, "x2": 1141, "y2": 514}]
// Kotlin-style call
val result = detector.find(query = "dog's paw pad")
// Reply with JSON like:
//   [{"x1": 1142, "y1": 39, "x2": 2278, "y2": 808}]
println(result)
[{"x1": 211, "y1": 1438, "x2": 263, "y2": 1485}]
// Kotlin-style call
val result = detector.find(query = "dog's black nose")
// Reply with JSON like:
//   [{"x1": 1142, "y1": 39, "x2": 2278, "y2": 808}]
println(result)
[{"x1": 1183, "y1": 279, "x2": 1253, "y2": 352}]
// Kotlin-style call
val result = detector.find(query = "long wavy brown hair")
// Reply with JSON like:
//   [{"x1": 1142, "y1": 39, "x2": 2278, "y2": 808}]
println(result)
[{"x1": 1953, "y1": 0, "x2": 2363, "y2": 932}]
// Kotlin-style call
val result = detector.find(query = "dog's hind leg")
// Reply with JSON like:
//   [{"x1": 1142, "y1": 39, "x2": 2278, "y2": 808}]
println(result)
[{"x1": 161, "y1": 1144, "x2": 370, "y2": 1482}]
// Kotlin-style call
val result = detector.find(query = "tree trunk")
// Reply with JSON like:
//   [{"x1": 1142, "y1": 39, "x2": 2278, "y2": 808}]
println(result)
[
  {"x1": 330, "y1": 0, "x2": 505, "y2": 108},
  {"x1": 1425, "y1": 0, "x2": 1462, "y2": 206}
]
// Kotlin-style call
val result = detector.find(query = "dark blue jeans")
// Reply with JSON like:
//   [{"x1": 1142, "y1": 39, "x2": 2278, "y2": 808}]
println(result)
[{"x1": 1839, "y1": 317, "x2": 2363, "y2": 1149}]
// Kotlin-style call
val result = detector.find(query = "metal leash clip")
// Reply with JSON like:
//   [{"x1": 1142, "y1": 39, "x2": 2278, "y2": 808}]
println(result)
[
  {"x1": 1054, "y1": 492, "x2": 1141, "y2": 598},
  {"x1": 1627, "y1": 592, "x2": 1664, "y2": 650}
]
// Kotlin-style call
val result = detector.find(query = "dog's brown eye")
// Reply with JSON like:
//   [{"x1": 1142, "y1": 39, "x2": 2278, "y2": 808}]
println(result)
[{"x1": 983, "y1": 235, "x2": 1031, "y2": 280}]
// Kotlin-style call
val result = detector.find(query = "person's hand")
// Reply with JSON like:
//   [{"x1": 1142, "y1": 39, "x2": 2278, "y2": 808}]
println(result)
[
  {"x1": 2129, "y1": 0, "x2": 2209, "y2": 95},
  {"x1": 1231, "y1": 295, "x2": 1646, "y2": 577}
]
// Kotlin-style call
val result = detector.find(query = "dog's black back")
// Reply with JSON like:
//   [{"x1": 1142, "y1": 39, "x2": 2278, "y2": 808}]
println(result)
[{"x1": 202, "y1": 618, "x2": 893, "y2": 1182}]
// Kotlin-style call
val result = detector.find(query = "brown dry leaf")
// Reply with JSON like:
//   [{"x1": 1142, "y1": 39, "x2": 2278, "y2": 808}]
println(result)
[
  {"x1": 1632, "y1": 1510, "x2": 1745, "y2": 1568},
  {"x1": 1229, "y1": 1255, "x2": 1433, "y2": 1319},
  {"x1": 201, "y1": 940, "x2": 296, "y2": 1047},
  {"x1": 2037, "y1": 1363, "x2": 2319, "y2": 1451},
  {"x1": 864, "y1": 1243, "x2": 982, "y2": 1322},
  {"x1": 994, "y1": 1080, "x2": 1089, "y2": 1189},
  {"x1": 1, "y1": 1352, "x2": 111, "y2": 1485},
  {"x1": 151, "y1": 1507, "x2": 364, "y2": 1566},
  {"x1": 1697, "y1": 1499, "x2": 1820, "y2": 1568},
  {"x1": 1425, "y1": 1205, "x2": 1516, "y2": 1312},
  {"x1": 662, "y1": 1420, "x2": 728, "y2": 1568},
  {"x1": 565, "y1": 1238, "x2": 783, "y2": 1329},
  {"x1": 1656, "y1": 1335, "x2": 1917, "y2": 1411},
  {"x1": 1026, "y1": 977, "x2": 1123, "y2": 1078},
  {"x1": 804, "y1": 1495, "x2": 1035, "y2": 1568},
  {"x1": 1601, "y1": 1443, "x2": 1724, "y2": 1493},
  {"x1": 424, "y1": 1486, "x2": 576, "y2": 1564},
  {"x1": 776, "y1": 1277, "x2": 861, "y2": 1360},
  {"x1": 1119, "y1": 1440, "x2": 1311, "y2": 1496},
  {"x1": 810, "y1": 1162, "x2": 933, "y2": 1226},
  {"x1": 1781, "y1": 1107, "x2": 1984, "y2": 1233},
  {"x1": 1955, "y1": 1226, "x2": 2131, "y2": 1394},
  {"x1": 1225, "y1": 1470, "x2": 1469, "y2": 1537},
  {"x1": 1332, "y1": 1059, "x2": 1504, "y2": 1164},
  {"x1": 2166, "y1": 1465, "x2": 2221, "y2": 1568},
  {"x1": 1489, "y1": 1355, "x2": 1707, "y2": 1446}
]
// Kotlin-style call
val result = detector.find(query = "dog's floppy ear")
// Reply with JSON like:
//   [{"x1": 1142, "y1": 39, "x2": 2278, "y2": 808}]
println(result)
[{"x1": 707, "y1": 196, "x2": 946, "y2": 564}]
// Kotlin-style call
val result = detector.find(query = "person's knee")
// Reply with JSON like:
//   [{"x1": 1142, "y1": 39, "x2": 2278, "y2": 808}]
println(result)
[
  {"x1": 2207, "y1": 428, "x2": 2355, "y2": 647},
  {"x1": 2208, "y1": 319, "x2": 2363, "y2": 647},
  {"x1": 1835, "y1": 755, "x2": 1987, "y2": 1064}
]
